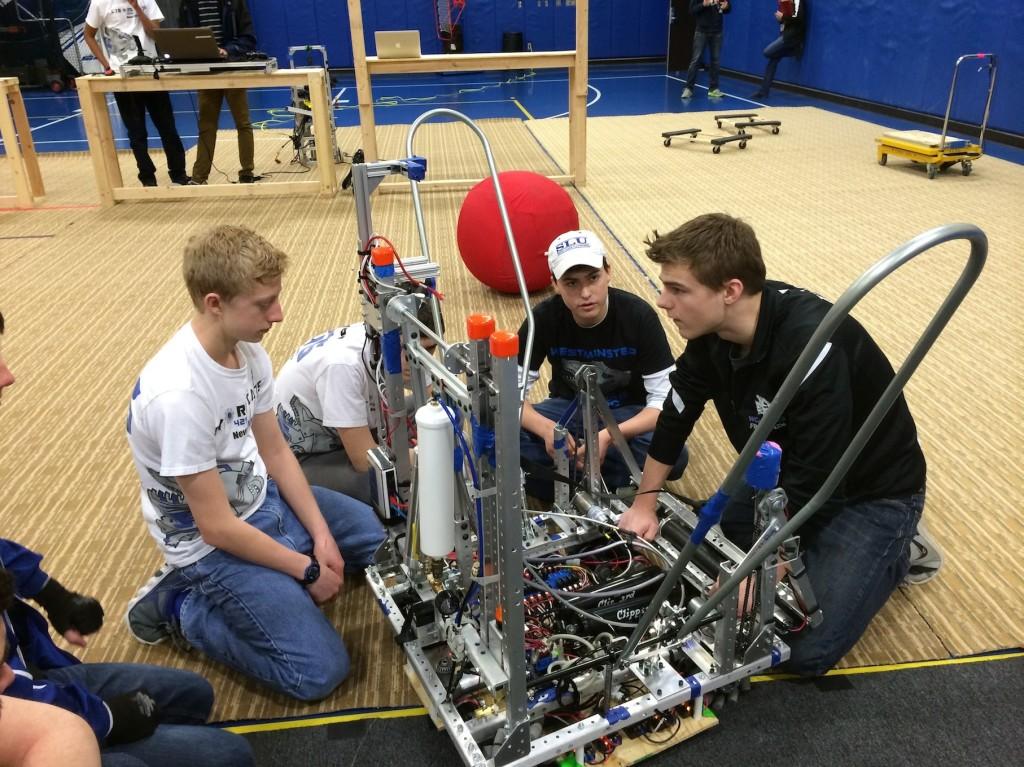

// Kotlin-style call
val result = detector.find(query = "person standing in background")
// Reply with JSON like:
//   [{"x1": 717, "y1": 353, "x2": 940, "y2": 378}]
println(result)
[
  {"x1": 83, "y1": 0, "x2": 191, "y2": 187},
  {"x1": 752, "y1": 0, "x2": 808, "y2": 99},
  {"x1": 178, "y1": 0, "x2": 260, "y2": 184},
  {"x1": 681, "y1": 0, "x2": 731, "y2": 100}
]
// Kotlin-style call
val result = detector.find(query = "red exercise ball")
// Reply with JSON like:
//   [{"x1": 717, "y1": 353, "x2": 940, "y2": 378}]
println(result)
[{"x1": 456, "y1": 171, "x2": 579, "y2": 293}]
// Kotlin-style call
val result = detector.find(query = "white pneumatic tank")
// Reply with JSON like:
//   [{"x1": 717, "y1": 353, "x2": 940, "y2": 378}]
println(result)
[{"x1": 415, "y1": 401, "x2": 456, "y2": 558}]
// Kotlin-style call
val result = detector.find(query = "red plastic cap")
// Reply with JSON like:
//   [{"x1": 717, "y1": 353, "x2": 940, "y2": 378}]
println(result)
[
  {"x1": 371, "y1": 245, "x2": 394, "y2": 266},
  {"x1": 466, "y1": 313, "x2": 496, "y2": 340},
  {"x1": 489, "y1": 330, "x2": 519, "y2": 357}
]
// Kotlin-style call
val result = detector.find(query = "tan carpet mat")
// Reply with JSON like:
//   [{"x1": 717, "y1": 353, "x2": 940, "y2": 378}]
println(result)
[{"x1": 0, "y1": 110, "x2": 1021, "y2": 723}]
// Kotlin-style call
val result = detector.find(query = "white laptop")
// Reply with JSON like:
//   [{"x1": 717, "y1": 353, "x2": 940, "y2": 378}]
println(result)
[{"x1": 374, "y1": 30, "x2": 422, "y2": 60}]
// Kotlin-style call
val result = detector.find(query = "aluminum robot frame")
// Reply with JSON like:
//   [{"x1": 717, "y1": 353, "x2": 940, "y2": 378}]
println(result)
[{"x1": 349, "y1": 109, "x2": 987, "y2": 767}]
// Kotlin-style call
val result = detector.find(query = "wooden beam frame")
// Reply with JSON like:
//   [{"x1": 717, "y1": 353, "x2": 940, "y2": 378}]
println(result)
[
  {"x1": 75, "y1": 68, "x2": 336, "y2": 207},
  {"x1": 347, "y1": 0, "x2": 587, "y2": 186},
  {"x1": 0, "y1": 77, "x2": 45, "y2": 209}
]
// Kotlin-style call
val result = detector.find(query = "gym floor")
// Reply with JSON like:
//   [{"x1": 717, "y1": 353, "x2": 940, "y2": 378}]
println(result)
[{"x1": 11, "y1": 60, "x2": 1024, "y2": 165}]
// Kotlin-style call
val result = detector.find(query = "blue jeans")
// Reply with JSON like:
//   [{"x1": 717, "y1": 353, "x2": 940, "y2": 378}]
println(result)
[
  {"x1": 720, "y1": 487, "x2": 924, "y2": 676},
  {"x1": 759, "y1": 34, "x2": 803, "y2": 94},
  {"x1": 685, "y1": 30, "x2": 724, "y2": 90},
  {"x1": 43, "y1": 663, "x2": 253, "y2": 767},
  {"x1": 176, "y1": 482, "x2": 385, "y2": 700},
  {"x1": 521, "y1": 398, "x2": 689, "y2": 502}
]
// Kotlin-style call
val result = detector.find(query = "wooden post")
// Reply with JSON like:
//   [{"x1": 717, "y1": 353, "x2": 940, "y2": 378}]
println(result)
[
  {"x1": 0, "y1": 78, "x2": 46, "y2": 208},
  {"x1": 76, "y1": 76, "x2": 117, "y2": 207},
  {"x1": 8, "y1": 87, "x2": 44, "y2": 198},
  {"x1": 307, "y1": 68, "x2": 338, "y2": 194},
  {"x1": 570, "y1": 0, "x2": 589, "y2": 186},
  {"x1": 347, "y1": 0, "x2": 379, "y2": 161}
]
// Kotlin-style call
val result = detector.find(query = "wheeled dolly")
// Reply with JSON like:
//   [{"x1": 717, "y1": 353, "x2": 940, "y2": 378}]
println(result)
[
  {"x1": 661, "y1": 128, "x2": 750, "y2": 153},
  {"x1": 714, "y1": 112, "x2": 757, "y2": 129},
  {"x1": 715, "y1": 113, "x2": 782, "y2": 134}
]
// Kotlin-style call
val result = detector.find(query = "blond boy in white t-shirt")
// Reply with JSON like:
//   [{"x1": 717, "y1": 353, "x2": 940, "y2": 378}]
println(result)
[{"x1": 124, "y1": 225, "x2": 384, "y2": 700}]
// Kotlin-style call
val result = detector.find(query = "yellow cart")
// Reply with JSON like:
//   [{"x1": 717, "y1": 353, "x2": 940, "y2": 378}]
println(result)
[{"x1": 876, "y1": 53, "x2": 997, "y2": 179}]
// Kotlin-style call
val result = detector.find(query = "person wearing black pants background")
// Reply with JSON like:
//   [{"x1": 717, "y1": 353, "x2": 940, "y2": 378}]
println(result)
[
  {"x1": 84, "y1": 0, "x2": 190, "y2": 186},
  {"x1": 178, "y1": 0, "x2": 259, "y2": 184},
  {"x1": 752, "y1": 0, "x2": 808, "y2": 99}
]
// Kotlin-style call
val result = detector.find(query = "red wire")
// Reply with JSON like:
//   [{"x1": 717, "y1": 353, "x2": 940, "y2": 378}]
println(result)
[{"x1": 364, "y1": 234, "x2": 445, "y2": 301}]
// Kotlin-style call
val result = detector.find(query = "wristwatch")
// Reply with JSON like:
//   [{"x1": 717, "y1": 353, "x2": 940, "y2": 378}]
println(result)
[{"x1": 301, "y1": 554, "x2": 321, "y2": 585}]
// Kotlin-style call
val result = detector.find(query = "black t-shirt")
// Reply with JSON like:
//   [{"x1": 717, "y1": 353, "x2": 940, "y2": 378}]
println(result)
[{"x1": 517, "y1": 287, "x2": 674, "y2": 409}]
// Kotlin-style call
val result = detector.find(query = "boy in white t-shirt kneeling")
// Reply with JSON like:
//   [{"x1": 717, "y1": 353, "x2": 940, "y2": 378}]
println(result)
[
  {"x1": 274, "y1": 301, "x2": 442, "y2": 505},
  {"x1": 124, "y1": 225, "x2": 384, "y2": 701}
]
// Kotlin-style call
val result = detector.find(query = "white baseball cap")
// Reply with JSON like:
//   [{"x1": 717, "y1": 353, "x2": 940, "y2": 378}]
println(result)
[{"x1": 547, "y1": 230, "x2": 608, "y2": 280}]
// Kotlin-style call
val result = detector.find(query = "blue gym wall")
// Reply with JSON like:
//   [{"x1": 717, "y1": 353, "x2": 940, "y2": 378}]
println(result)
[
  {"x1": 719, "y1": 0, "x2": 1021, "y2": 136},
  {"x1": 247, "y1": 1, "x2": 669, "y2": 68},
  {"x1": 245, "y1": 0, "x2": 1021, "y2": 134}
]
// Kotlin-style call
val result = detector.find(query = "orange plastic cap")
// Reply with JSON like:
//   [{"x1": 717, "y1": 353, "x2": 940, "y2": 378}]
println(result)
[
  {"x1": 371, "y1": 245, "x2": 395, "y2": 266},
  {"x1": 489, "y1": 330, "x2": 519, "y2": 357},
  {"x1": 466, "y1": 313, "x2": 496, "y2": 340}
]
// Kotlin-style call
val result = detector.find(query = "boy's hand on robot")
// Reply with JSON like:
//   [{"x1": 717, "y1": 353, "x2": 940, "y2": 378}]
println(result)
[
  {"x1": 544, "y1": 423, "x2": 577, "y2": 460},
  {"x1": 574, "y1": 431, "x2": 612, "y2": 469},
  {"x1": 617, "y1": 506, "x2": 660, "y2": 541}
]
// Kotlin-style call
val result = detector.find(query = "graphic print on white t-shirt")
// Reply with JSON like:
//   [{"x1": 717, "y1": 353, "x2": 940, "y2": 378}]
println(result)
[
  {"x1": 277, "y1": 395, "x2": 343, "y2": 455},
  {"x1": 143, "y1": 461, "x2": 265, "y2": 549},
  {"x1": 275, "y1": 325, "x2": 377, "y2": 456},
  {"x1": 86, "y1": 0, "x2": 164, "y2": 68}
]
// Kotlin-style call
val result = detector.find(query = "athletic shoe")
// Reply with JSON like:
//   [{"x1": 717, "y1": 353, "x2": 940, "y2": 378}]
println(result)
[
  {"x1": 238, "y1": 173, "x2": 261, "y2": 184},
  {"x1": 708, "y1": 88, "x2": 724, "y2": 98},
  {"x1": 681, "y1": 88, "x2": 693, "y2": 99},
  {"x1": 904, "y1": 521, "x2": 944, "y2": 585},
  {"x1": 124, "y1": 565, "x2": 187, "y2": 645},
  {"x1": 139, "y1": 176, "x2": 158, "y2": 187},
  {"x1": 169, "y1": 175, "x2": 193, "y2": 186}
]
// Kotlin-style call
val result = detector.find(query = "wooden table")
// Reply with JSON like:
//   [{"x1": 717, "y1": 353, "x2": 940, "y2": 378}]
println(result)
[
  {"x1": 75, "y1": 67, "x2": 336, "y2": 207},
  {"x1": 0, "y1": 77, "x2": 45, "y2": 209}
]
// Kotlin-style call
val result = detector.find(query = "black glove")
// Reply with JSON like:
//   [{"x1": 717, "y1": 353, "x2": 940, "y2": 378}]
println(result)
[
  {"x1": 35, "y1": 577, "x2": 105, "y2": 636},
  {"x1": 105, "y1": 690, "x2": 160, "y2": 745}
]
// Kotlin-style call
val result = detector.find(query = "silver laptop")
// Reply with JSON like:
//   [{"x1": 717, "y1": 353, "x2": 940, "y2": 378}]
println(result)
[
  {"x1": 374, "y1": 30, "x2": 422, "y2": 60},
  {"x1": 150, "y1": 27, "x2": 222, "y2": 63}
]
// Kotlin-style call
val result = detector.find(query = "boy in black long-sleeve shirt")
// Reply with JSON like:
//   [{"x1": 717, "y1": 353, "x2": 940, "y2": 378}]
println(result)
[{"x1": 618, "y1": 213, "x2": 943, "y2": 676}]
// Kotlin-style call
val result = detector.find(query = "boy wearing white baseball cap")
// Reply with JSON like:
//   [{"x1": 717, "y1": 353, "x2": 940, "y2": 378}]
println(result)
[{"x1": 516, "y1": 230, "x2": 689, "y2": 501}]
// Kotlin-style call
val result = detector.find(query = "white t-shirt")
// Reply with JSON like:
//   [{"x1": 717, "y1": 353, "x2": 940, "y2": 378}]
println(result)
[
  {"x1": 274, "y1": 324, "x2": 377, "y2": 456},
  {"x1": 127, "y1": 322, "x2": 275, "y2": 567},
  {"x1": 86, "y1": 0, "x2": 164, "y2": 68}
]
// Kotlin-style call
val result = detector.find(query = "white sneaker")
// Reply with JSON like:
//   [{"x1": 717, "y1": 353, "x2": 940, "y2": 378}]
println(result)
[
  {"x1": 681, "y1": 87, "x2": 693, "y2": 99},
  {"x1": 904, "y1": 520, "x2": 944, "y2": 585}
]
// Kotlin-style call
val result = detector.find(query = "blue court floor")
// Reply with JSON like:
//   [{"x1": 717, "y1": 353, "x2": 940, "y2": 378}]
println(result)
[{"x1": 5, "y1": 61, "x2": 1023, "y2": 165}]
